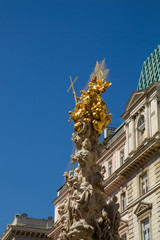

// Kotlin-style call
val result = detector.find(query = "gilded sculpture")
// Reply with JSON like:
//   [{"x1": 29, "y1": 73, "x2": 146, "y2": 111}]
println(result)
[
  {"x1": 56, "y1": 60, "x2": 122, "y2": 240},
  {"x1": 68, "y1": 59, "x2": 112, "y2": 134}
]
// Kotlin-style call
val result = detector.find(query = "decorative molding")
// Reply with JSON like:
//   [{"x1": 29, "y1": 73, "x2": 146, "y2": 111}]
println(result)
[
  {"x1": 134, "y1": 202, "x2": 152, "y2": 217},
  {"x1": 119, "y1": 220, "x2": 128, "y2": 231},
  {"x1": 125, "y1": 92, "x2": 144, "y2": 111}
]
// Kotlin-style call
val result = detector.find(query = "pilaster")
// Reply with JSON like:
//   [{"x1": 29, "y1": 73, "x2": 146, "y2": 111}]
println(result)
[
  {"x1": 130, "y1": 116, "x2": 135, "y2": 152},
  {"x1": 145, "y1": 102, "x2": 150, "y2": 138},
  {"x1": 125, "y1": 123, "x2": 129, "y2": 158}
]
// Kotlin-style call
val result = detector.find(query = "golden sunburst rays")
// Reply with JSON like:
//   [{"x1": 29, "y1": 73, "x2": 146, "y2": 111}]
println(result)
[{"x1": 67, "y1": 75, "x2": 78, "y2": 104}]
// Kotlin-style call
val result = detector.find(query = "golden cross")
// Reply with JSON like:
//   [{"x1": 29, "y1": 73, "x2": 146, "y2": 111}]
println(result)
[{"x1": 67, "y1": 75, "x2": 78, "y2": 104}]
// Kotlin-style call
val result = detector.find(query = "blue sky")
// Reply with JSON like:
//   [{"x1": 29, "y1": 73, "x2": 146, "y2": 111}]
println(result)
[{"x1": 0, "y1": 0, "x2": 160, "y2": 235}]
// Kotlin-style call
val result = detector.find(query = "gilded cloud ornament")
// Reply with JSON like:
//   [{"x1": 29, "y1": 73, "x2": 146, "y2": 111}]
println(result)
[{"x1": 69, "y1": 59, "x2": 112, "y2": 134}]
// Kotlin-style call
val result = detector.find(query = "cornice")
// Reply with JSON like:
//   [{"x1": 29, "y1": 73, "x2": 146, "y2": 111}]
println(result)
[
  {"x1": 103, "y1": 137, "x2": 160, "y2": 196},
  {"x1": 121, "y1": 82, "x2": 160, "y2": 120},
  {"x1": 134, "y1": 202, "x2": 152, "y2": 217},
  {"x1": 98, "y1": 132, "x2": 126, "y2": 164},
  {"x1": 47, "y1": 224, "x2": 61, "y2": 239},
  {"x1": 119, "y1": 138, "x2": 160, "y2": 178},
  {"x1": 0, "y1": 225, "x2": 50, "y2": 240},
  {"x1": 127, "y1": 182, "x2": 160, "y2": 210},
  {"x1": 54, "y1": 136, "x2": 160, "y2": 201},
  {"x1": 52, "y1": 186, "x2": 69, "y2": 205},
  {"x1": 119, "y1": 220, "x2": 128, "y2": 231}
]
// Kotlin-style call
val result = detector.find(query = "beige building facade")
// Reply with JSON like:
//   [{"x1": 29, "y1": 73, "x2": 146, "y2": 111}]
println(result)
[
  {"x1": 100, "y1": 81, "x2": 160, "y2": 239},
  {"x1": 49, "y1": 81, "x2": 160, "y2": 240},
  {"x1": 0, "y1": 213, "x2": 54, "y2": 240}
]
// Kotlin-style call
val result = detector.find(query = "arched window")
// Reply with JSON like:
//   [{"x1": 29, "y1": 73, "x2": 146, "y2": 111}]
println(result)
[{"x1": 138, "y1": 115, "x2": 145, "y2": 129}]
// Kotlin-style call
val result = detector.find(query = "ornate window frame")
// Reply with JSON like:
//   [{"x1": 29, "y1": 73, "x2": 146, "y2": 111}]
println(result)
[
  {"x1": 138, "y1": 115, "x2": 145, "y2": 130},
  {"x1": 141, "y1": 218, "x2": 150, "y2": 240},
  {"x1": 134, "y1": 202, "x2": 152, "y2": 240},
  {"x1": 137, "y1": 168, "x2": 149, "y2": 197},
  {"x1": 137, "y1": 114, "x2": 145, "y2": 146},
  {"x1": 120, "y1": 191, "x2": 126, "y2": 212}
]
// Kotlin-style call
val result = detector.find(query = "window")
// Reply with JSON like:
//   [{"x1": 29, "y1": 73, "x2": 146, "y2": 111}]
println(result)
[
  {"x1": 108, "y1": 161, "x2": 112, "y2": 176},
  {"x1": 138, "y1": 115, "x2": 145, "y2": 129},
  {"x1": 121, "y1": 234, "x2": 127, "y2": 240},
  {"x1": 134, "y1": 202, "x2": 152, "y2": 240},
  {"x1": 141, "y1": 218, "x2": 150, "y2": 240},
  {"x1": 138, "y1": 115, "x2": 145, "y2": 145},
  {"x1": 140, "y1": 172, "x2": 148, "y2": 195},
  {"x1": 120, "y1": 150, "x2": 125, "y2": 165},
  {"x1": 121, "y1": 192, "x2": 126, "y2": 212}
]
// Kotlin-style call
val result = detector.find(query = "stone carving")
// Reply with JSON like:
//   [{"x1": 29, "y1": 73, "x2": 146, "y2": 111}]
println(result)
[
  {"x1": 58, "y1": 122, "x2": 122, "y2": 240},
  {"x1": 58, "y1": 60, "x2": 122, "y2": 239}
]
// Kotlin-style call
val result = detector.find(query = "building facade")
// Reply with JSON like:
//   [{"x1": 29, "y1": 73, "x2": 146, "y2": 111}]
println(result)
[
  {"x1": 101, "y1": 81, "x2": 160, "y2": 239},
  {"x1": 49, "y1": 46, "x2": 160, "y2": 240},
  {"x1": 0, "y1": 213, "x2": 54, "y2": 240}
]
